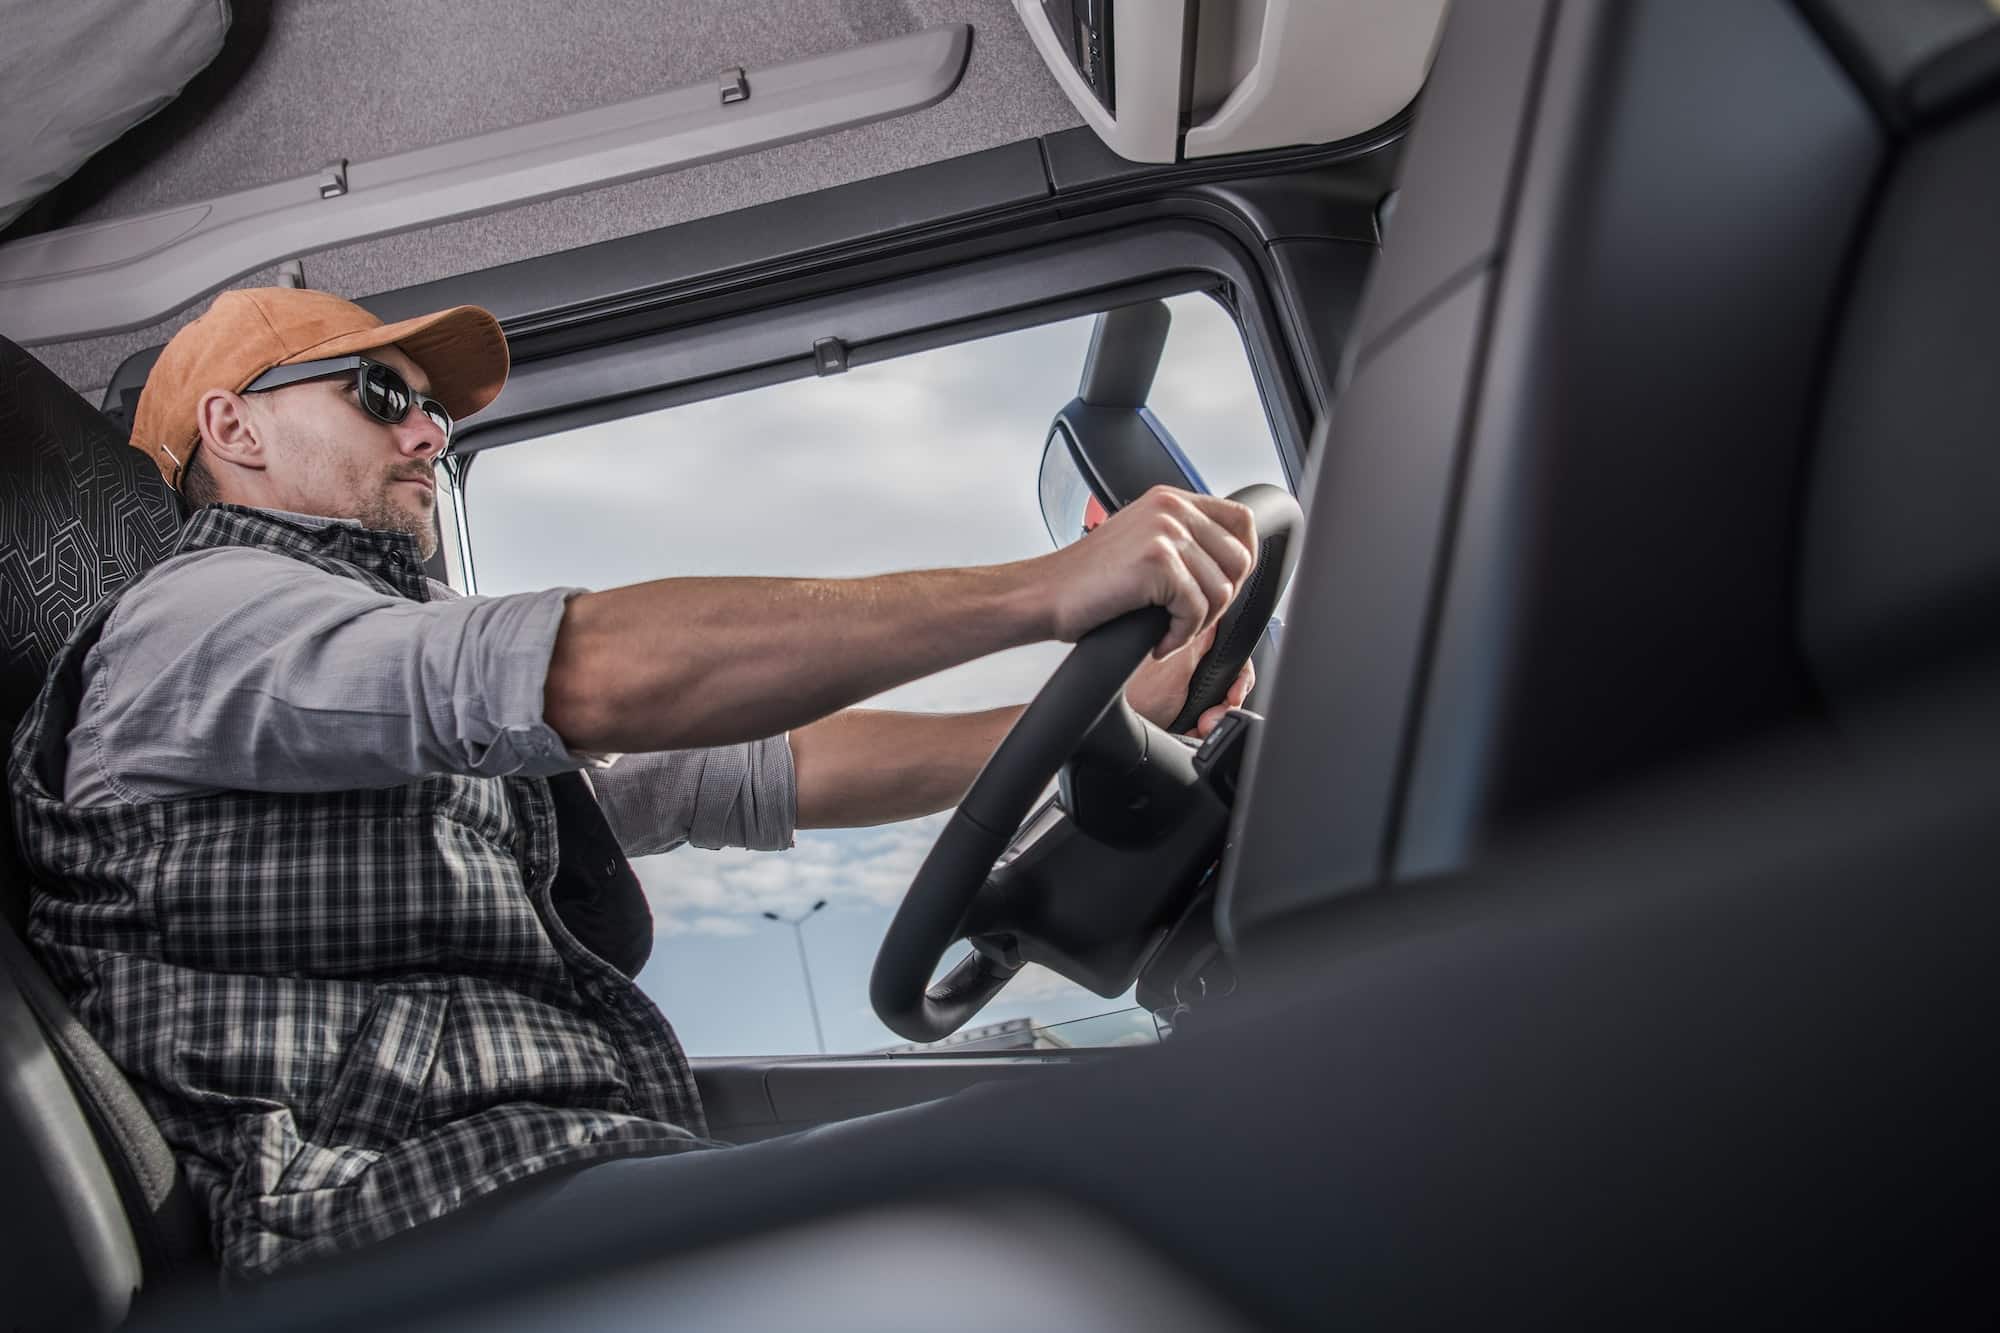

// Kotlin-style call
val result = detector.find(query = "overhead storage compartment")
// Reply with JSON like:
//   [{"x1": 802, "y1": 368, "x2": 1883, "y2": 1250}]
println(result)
[{"x1": 1016, "y1": 0, "x2": 1448, "y2": 163}]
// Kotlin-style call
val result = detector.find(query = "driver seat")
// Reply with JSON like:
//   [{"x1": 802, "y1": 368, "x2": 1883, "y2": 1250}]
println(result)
[{"x1": 0, "y1": 335, "x2": 209, "y2": 1328}]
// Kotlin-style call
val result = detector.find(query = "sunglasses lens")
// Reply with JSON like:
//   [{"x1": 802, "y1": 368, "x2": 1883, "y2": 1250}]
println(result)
[
  {"x1": 361, "y1": 364, "x2": 411, "y2": 423},
  {"x1": 421, "y1": 401, "x2": 453, "y2": 441},
  {"x1": 358, "y1": 362, "x2": 451, "y2": 440}
]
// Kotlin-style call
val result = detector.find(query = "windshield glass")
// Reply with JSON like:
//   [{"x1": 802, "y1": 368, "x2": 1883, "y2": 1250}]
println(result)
[{"x1": 457, "y1": 291, "x2": 1283, "y2": 1055}]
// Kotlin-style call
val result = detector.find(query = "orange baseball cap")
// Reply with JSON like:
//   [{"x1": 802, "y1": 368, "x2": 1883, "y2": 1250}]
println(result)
[{"x1": 130, "y1": 287, "x2": 510, "y2": 488}]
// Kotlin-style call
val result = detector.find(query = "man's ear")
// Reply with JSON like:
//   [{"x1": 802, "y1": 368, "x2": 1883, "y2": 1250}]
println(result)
[{"x1": 194, "y1": 388, "x2": 268, "y2": 473}]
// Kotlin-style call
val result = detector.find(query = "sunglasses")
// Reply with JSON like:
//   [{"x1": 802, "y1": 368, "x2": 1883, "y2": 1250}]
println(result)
[{"x1": 243, "y1": 355, "x2": 453, "y2": 443}]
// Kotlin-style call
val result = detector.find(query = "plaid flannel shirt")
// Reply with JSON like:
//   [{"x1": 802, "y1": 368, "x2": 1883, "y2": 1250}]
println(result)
[{"x1": 9, "y1": 506, "x2": 710, "y2": 1279}]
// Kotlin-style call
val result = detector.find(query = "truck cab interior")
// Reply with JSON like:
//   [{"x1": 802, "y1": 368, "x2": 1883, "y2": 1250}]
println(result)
[{"x1": 4, "y1": 0, "x2": 1999, "y2": 1327}]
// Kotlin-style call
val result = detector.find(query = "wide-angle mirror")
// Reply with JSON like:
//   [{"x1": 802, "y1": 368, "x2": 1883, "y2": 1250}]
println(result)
[{"x1": 1037, "y1": 423, "x2": 1110, "y2": 547}]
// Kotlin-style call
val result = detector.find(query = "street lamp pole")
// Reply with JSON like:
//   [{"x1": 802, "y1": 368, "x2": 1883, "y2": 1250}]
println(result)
[{"x1": 762, "y1": 899, "x2": 828, "y2": 1054}]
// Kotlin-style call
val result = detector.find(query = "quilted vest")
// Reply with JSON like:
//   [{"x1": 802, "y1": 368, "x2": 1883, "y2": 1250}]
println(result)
[{"x1": 8, "y1": 506, "x2": 707, "y2": 1280}]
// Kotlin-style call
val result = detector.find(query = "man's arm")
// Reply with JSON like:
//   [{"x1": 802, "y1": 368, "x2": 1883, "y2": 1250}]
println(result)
[
  {"x1": 789, "y1": 707, "x2": 1022, "y2": 829},
  {"x1": 543, "y1": 487, "x2": 1256, "y2": 756},
  {"x1": 72, "y1": 488, "x2": 1250, "y2": 806},
  {"x1": 788, "y1": 635, "x2": 1255, "y2": 829},
  {"x1": 71, "y1": 546, "x2": 600, "y2": 804}
]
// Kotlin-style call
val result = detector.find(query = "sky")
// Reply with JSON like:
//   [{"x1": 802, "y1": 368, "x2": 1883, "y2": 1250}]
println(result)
[{"x1": 459, "y1": 291, "x2": 1286, "y2": 1056}]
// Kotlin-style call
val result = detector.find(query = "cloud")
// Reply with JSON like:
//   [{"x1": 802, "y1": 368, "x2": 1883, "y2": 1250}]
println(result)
[
  {"x1": 657, "y1": 913, "x2": 757, "y2": 938},
  {"x1": 461, "y1": 293, "x2": 1282, "y2": 613},
  {"x1": 634, "y1": 812, "x2": 950, "y2": 926},
  {"x1": 464, "y1": 320, "x2": 1079, "y2": 593}
]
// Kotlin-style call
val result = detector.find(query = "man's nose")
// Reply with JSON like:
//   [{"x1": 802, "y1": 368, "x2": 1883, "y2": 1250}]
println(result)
[{"x1": 395, "y1": 413, "x2": 448, "y2": 459}]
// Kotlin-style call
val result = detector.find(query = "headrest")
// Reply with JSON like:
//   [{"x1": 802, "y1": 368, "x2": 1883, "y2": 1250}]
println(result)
[{"x1": 1798, "y1": 0, "x2": 2000, "y2": 130}]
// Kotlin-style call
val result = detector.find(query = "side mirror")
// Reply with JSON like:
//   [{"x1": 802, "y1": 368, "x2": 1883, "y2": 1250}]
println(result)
[
  {"x1": 1036, "y1": 300, "x2": 1209, "y2": 548},
  {"x1": 1037, "y1": 422, "x2": 1105, "y2": 548}
]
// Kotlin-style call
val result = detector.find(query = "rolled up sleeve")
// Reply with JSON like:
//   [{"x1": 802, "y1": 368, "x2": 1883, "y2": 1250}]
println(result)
[
  {"x1": 587, "y1": 734, "x2": 796, "y2": 856},
  {"x1": 75, "y1": 547, "x2": 601, "y2": 802}
]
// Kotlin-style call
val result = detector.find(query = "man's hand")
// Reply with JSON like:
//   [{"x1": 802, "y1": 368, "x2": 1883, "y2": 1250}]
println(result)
[
  {"x1": 1041, "y1": 486, "x2": 1258, "y2": 658},
  {"x1": 1127, "y1": 623, "x2": 1256, "y2": 738}
]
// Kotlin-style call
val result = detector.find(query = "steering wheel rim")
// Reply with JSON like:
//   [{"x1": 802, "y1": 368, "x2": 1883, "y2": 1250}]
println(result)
[{"x1": 870, "y1": 484, "x2": 1303, "y2": 1044}]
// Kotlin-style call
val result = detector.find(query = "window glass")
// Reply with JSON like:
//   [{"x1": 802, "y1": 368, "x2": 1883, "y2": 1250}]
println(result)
[
  {"x1": 1149, "y1": 296, "x2": 1293, "y2": 498},
  {"x1": 461, "y1": 291, "x2": 1282, "y2": 1055}
]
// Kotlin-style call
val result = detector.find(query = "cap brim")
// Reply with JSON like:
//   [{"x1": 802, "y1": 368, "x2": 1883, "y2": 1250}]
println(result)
[{"x1": 279, "y1": 304, "x2": 510, "y2": 422}]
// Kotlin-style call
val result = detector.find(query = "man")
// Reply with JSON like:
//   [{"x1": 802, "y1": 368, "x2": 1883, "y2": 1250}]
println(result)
[{"x1": 8, "y1": 288, "x2": 1257, "y2": 1281}]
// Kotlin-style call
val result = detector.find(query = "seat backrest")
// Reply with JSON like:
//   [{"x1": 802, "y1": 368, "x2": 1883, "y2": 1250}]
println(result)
[
  {"x1": 1224, "y1": 0, "x2": 2000, "y2": 938},
  {"x1": 0, "y1": 336, "x2": 206, "y2": 1327}
]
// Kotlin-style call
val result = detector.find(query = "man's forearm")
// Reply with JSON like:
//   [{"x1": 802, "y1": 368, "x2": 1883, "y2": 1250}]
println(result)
[
  {"x1": 542, "y1": 485, "x2": 1262, "y2": 758},
  {"x1": 543, "y1": 565, "x2": 1049, "y2": 755},
  {"x1": 789, "y1": 706, "x2": 1025, "y2": 828}
]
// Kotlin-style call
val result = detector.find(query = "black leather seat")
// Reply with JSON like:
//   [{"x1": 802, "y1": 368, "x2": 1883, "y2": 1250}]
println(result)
[
  {"x1": 0, "y1": 337, "x2": 208, "y2": 1329},
  {"x1": 1225, "y1": 0, "x2": 2000, "y2": 933}
]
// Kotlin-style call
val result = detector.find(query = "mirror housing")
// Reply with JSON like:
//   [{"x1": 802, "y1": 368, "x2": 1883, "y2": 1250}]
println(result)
[{"x1": 1037, "y1": 300, "x2": 1209, "y2": 547}]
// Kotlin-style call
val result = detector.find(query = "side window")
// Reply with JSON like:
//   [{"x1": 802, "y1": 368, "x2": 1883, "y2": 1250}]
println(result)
[
  {"x1": 459, "y1": 290, "x2": 1284, "y2": 1055},
  {"x1": 1148, "y1": 295, "x2": 1294, "y2": 499}
]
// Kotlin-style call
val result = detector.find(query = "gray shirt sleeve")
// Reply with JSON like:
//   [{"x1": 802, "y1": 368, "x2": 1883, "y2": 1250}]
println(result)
[
  {"x1": 64, "y1": 547, "x2": 798, "y2": 855},
  {"x1": 584, "y1": 739, "x2": 795, "y2": 856}
]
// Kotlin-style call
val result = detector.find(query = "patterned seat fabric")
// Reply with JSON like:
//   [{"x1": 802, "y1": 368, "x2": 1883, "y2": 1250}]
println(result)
[
  {"x1": 0, "y1": 341, "x2": 182, "y2": 927},
  {"x1": 0, "y1": 336, "x2": 208, "y2": 1326}
]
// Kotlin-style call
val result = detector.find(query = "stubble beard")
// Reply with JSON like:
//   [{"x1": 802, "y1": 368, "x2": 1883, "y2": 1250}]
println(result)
[
  {"x1": 354, "y1": 476, "x2": 440, "y2": 560},
  {"x1": 275, "y1": 400, "x2": 441, "y2": 560}
]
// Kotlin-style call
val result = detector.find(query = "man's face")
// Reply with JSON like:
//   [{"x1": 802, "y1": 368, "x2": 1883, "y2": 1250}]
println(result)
[{"x1": 246, "y1": 344, "x2": 447, "y2": 559}]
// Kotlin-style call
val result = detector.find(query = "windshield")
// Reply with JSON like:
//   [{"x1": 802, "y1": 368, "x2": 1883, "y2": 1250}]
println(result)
[{"x1": 454, "y1": 291, "x2": 1285, "y2": 1054}]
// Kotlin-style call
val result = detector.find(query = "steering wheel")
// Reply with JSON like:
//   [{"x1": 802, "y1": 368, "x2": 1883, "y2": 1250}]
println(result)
[{"x1": 871, "y1": 484, "x2": 1303, "y2": 1043}]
